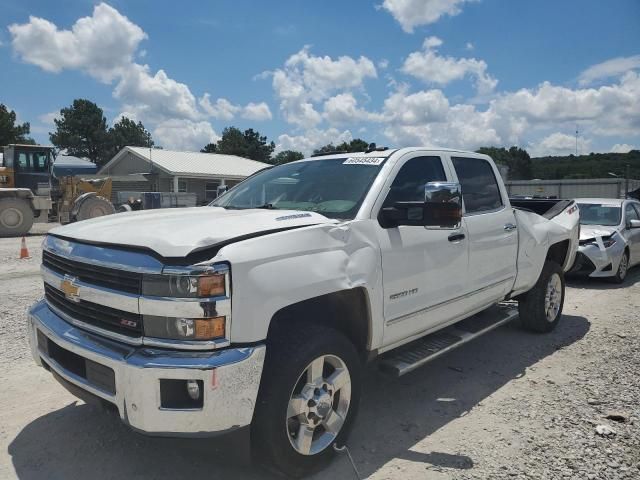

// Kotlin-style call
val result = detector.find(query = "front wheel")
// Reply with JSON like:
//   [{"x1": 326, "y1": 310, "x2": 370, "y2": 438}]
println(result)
[
  {"x1": 518, "y1": 260, "x2": 565, "y2": 333},
  {"x1": 610, "y1": 251, "x2": 629, "y2": 284},
  {"x1": 251, "y1": 323, "x2": 362, "y2": 478}
]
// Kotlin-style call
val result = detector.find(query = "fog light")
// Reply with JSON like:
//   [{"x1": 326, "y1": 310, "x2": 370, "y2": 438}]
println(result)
[{"x1": 186, "y1": 380, "x2": 201, "y2": 400}]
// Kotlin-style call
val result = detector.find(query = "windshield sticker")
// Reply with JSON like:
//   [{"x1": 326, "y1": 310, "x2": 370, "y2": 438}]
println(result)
[
  {"x1": 276, "y1": 213, "x2": 312, "y2": 221},
  {"x1": 343, "y1": 157, "x2": 385, "y2": 166}
]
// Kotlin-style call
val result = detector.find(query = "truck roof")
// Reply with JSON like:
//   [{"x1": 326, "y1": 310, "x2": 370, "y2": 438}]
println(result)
[{"x1": 302, "y1": 147, "x2": 485, "y2": 161}]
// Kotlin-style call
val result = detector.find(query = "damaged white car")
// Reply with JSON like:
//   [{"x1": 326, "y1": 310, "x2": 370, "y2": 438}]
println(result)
[
  {"x1": 569, "y1": 198, "x2": 640, "y2": 283},
  {"x1": 27, "y1": 147, "x2": 579, "y2": 477}
]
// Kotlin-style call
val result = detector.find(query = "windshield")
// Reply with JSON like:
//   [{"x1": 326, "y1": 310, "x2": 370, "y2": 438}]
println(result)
[
  {"x1": 577, "y1": 203, "x2": 621, "y2": 226},
  {"x1": 211, "y1": 158, "x2": 386, "y2": 219}
]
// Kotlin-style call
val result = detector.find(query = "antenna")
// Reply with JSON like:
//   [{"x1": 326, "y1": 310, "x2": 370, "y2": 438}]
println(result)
[{"x1": 575, "y1": 124, "x2": 578, "y2": 156}]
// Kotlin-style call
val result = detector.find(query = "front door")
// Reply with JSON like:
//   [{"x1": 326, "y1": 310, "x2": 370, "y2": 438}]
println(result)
[
  {"x1": 450, "y1": 156, "x2": 518, "y2": 308},
  {"x1": 377, "y1": 153, "x2": 470, "y2": 348}
]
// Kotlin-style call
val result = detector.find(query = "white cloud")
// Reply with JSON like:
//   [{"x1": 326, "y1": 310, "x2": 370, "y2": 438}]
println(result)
[
  {"x1": 199, "y1": 94, "x2": 240, "y2": 120},
  {"x1": 153, "y1": 119, "x2": 219, "y2": 151},
  {"x1": 8, "y1": 3, "x2": 276, "y2": 151},
  {"x1": 380, "y1": 0, "x2": 475, "y2": 33},
  {"x1": 578, "y1": 55, "x2": 640, "y2": 86},
  {"x1": 242, "y1": 102, "x2": 273, "y2": 121},
  {"x1": 272, "y1": 46, "x2": 377, "y2": 128},
  {"x1": 611, "y1": 143, "x2": 636, "y2": 153},
  {"x1": 113, "y1": 64, "x2": 202, "y2": 122},
  {"x1": 9, "y1": 3, "x2": 146, "y2": 83},
  {"x1": 276, "y1": 128, "x2": 354, "y2": 155},
  {"x1": 38, "y1": 111, "x2": 58, "y2": 125},
  {"x1": 529, "y1": 132, "x2": 591, "y2": 157},
  {"x1": 383, "y1": 88, "x2": 450, "y2": 125},
  {"x1": 465, "y1": 42, "x2": 474, "y2": 51},
  {"x1": 378, "y1": 59, "x2": 389, "y2": 69},
  {"x1": 402, "y1": 37, "x2": 497, "y2": 95},
  {"x1": 493, "y1": 72, "x2": 640, "y2": 136},
  {"x1": 323, "y1": 93, "x2": 383, "y2": 125}
]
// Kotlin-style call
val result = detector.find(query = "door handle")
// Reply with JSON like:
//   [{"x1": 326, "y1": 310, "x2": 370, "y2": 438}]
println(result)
[
  {"x1": 504, "y1": 223, "x2": 517, "y2": 232},
  {"x1": 448, "y1": 233, "x2": 466, "y2": 242}
]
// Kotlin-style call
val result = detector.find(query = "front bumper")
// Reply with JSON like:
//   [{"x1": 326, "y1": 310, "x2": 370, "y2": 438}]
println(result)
[
  {"x1": 28, "y1": 300, "x2": 265, "y2": 436},
  {"x1": 569, "y1": 242, "x2": 625, "y2": 278}
]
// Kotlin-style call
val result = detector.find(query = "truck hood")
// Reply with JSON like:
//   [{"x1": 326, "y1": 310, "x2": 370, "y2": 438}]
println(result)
[
  {"x1": 50, "y1": 207, "x2": 335, "y2": 258},
  {"x1": 579, "y1": 225, "x2": 618, "y2": 241}
]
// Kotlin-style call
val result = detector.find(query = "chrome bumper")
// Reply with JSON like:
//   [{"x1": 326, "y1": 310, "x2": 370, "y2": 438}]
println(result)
[{"x1": 28, "y1": 300, "x2": 265, "y2": 436}]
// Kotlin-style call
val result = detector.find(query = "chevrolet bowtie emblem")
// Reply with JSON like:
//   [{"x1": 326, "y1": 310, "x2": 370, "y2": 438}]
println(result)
[{"x1": 61, "y1": 275, "x2": 80, "y2": 303}]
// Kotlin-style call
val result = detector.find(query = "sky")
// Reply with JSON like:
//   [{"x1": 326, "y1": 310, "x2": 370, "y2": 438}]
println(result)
[{"x1": 1, "y1": 0, "x2": 639, "y2": 157}]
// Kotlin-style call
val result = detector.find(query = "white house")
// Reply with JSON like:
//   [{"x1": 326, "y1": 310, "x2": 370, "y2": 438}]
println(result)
[{"x1": 99, "y1": 147, "x2": 270, "y2": 203}]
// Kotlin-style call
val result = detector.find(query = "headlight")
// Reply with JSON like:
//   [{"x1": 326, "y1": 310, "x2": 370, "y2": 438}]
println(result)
[
  {"x1": 601, "y1": 237, "x2": 616, "y2": 248},
  {"x1": 142, "y1": 272, "x2": 226, "y2": 298},
  {"x1": 144, "y1": 315, "x2": 226, "y2": 340}
]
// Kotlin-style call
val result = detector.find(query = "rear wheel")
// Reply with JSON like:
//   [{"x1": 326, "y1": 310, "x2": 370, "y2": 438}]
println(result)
[
  {"x1": 518, "y1": 260, "x2": 565, "y2": 333},
  {"x1": 251, "y1": 323, "x2": 361, "y2": 478},
  {"x1": 0, "y1": 198, "x2": 34, "y2": 237},
  {"x1": 610, "y1": 251, "x2": 629, "y2": 284}
]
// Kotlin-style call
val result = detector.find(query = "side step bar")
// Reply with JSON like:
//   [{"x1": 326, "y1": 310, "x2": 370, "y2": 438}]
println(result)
[{"x1": 378, "y1": 303, "x2": 519, "y2": 377}]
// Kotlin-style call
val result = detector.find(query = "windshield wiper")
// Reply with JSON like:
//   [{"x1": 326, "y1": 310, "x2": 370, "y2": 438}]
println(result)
[{"x1": 254, "y1": 203, "x2": 277, "y2": 209}]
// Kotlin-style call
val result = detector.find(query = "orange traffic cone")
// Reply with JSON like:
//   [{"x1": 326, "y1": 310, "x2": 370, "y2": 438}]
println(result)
[{"x1": 20, "y1": 236, "x2": 30, "y2": 259}]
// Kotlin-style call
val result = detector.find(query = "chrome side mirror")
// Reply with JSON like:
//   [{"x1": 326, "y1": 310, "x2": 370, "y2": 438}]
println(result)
[
  {"x1": 629, "y1": 219, "x2": 640, "y2": 229},
  {"x1": 379, "y1": 181, "x2": 462, "y2": 229},
  {"x1": 423, "y1": 182, "x2": 463, "y2": 228}
]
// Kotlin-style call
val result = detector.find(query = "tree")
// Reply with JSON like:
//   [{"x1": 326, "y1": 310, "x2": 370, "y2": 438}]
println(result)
[
  {"x1": 200, "y1": 143, "x2": 217, "y2": 153},
  {"x1": 206, "y1": 127, "x2": 275, "y2": 163},
  {"x1": 273, "y1": 150, "x2": 304, "y2": 165},
  {"x1": 312, "y1": 138, "x2": 370, "y2": 155},
  {"x1": 50, "y1": 99, "x2": 110, "y2": 165},
  {"x1": 0, "y1": 104, "x2": 35, "y2": 146},
  {"x1": 477, "y1": 146, "x2": 533, "y2": 180},
  {"x1": 108, "y1": 116, "x2": 153, "y2": 157}
]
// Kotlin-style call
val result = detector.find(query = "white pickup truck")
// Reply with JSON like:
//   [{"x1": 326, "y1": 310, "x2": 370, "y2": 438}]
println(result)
[{"x1": 27, "y1": 147, "x2": 579, "y2": 477}]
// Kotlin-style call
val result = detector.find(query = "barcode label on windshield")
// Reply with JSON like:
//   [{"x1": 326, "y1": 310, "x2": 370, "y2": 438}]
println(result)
[{"x1": 343, "y1": 157, "x2": 385, "y2": 166}]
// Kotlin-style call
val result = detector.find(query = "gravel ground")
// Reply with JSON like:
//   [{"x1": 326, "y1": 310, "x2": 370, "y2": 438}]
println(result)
[{"x1": 0, "y1": 233, "x2": 638, "y2": 479}]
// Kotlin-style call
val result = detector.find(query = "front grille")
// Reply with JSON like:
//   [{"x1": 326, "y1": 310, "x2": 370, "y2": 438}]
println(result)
[
  {"x1": 43, "y1": 250, "x2": 142, "y2": 294},
  {"x1": 37, "y1": 329, "x2": 116, "y2": 395},
  {"x1": 44, "y1": 283, "x2": 142, "y2": 337}
]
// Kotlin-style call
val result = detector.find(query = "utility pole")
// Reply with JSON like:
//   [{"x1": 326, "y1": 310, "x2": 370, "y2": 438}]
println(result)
[{"x1": 575, "y1": 125, "x2": 578, "y2": 156}]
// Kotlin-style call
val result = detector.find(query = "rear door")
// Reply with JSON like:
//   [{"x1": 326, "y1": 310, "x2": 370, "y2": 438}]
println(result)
[
  {"x1": 376, "y1": 153, "x2": 470, "y2": 348},
  {"x1": 450, "y1": 156, "x2": 518, "y2": 309}
]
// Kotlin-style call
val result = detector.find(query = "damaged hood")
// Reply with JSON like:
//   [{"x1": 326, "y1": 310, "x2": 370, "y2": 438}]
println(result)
[
  {"x1": 579, "y1": 225, "x2": 619, "y2": 241},
  {"x1": 50, "y1": 207, "x2": 335, "y2": 258}
]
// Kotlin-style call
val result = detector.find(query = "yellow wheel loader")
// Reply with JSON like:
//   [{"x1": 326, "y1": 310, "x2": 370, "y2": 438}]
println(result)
[{"x1": 0, "y1": 144, "x2": 115, "y2": 236}]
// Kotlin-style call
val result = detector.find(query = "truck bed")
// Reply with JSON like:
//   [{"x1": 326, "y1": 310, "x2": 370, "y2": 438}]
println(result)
[{"x1": 510, "y1": 198, "x2": 575, "y2": 219}]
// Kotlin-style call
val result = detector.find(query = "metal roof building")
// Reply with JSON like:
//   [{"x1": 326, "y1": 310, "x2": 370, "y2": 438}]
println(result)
[{"x1": 99, "y1": 147, "x2": 270, "y2": 204}]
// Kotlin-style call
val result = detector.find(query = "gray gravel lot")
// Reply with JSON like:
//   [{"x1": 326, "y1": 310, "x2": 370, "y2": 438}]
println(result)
[{"x1": 0, "y1": 233, "x2": 638, "y2": 479}]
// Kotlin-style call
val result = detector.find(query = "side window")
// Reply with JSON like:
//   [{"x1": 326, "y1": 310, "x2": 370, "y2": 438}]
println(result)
[
  {"x1": 17, "y1": 153, "x2": 28, "y2": 169},
  {"x1": 451, "y1": 157, "x2": 503, "y2": 214},
  {"x1": 625, "y1": 203, "x2": 640, "y2": 222},
  {"x1": 383, "y1": 156, "x2": 446, "y2": 208}
]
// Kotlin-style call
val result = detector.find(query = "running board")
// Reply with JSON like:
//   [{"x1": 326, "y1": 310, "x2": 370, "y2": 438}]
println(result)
[{"x1": 378, "y1": 303, "x2": 519, "y2": 377}]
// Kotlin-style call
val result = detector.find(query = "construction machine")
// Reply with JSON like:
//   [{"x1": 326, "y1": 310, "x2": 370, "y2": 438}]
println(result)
[{"x1": 0, "y1": 144, "x2": 115, "y2": 236}]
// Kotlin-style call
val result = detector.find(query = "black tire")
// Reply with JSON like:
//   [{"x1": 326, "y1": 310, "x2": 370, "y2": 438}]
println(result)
[
  {"x1": 0, "y1": 197, "x2": 34, "y2": 237},
  {"x1": 74, "y1": 196, "x2": 115, "y2": 221},
  {"x1": 518, "y1": 260, "x2": 565, "y2": 333},
  {"x1": 610, "y1": 250, "x2": 629, "y2": 284},
  {"x1": 251, "y1": 323, "x2": 362, "y2": 478}
]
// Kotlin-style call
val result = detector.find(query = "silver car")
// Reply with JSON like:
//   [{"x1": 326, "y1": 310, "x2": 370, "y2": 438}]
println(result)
[{"x1": 570, "y1": 198, "x2": 640, "y2": 283}]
